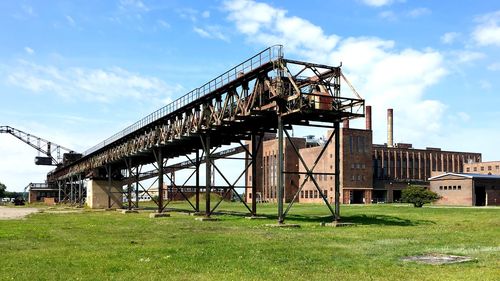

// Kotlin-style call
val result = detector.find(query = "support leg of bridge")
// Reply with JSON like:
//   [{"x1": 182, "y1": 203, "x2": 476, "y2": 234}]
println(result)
[
  {"x1": 277, "y1": 115, "x2": 284, "y2": 224},
  {"x1": 195, "y1": 150, "x2": 200, "y2": 213},
  {"x1": 155, "y1": 148, "x2": 165, "y2": 214},
  {"x1": 86, "y1": 179, "x2": 123, "y2": 209},
  {"x1": 78, "y1": 174, "x2": 83, "y2": 208},
  {"x1": 135, "y1": 166, "x2": 140, "y2": 208},
  {"x1": 251, "y1": 133, "x2": 258, "y2": 216},
  {"x1": 204, "y1": 135, "x2": 211, "y2": 217},
  {"x1": 334, "y1": 121, "x2": 341, "y2": 222},
  {"x1": 57, "y1": 180, "x2": 61, "y2": 204}
]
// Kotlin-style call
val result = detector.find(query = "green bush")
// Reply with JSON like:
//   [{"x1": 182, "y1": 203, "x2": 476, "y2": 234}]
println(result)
[{"x1": 401, "y1": 185, "x2": 440, "y2": 207}]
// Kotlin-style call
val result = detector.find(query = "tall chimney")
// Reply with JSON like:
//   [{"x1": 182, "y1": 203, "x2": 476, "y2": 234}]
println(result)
[
  {"x1": 387, "y1": 108, "x2": 394, "y2": 147},
  {"x1": 342, "y1": 119, "x2": 350, "y2": 129},
  {"x1": 366, "y1": 105, "x2": 372, "y2": 130}
]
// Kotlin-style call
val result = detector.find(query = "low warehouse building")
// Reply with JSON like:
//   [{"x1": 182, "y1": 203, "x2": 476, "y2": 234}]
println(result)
[{"x1": 429, "y1": 173, "x2": 500, "y2": 206}]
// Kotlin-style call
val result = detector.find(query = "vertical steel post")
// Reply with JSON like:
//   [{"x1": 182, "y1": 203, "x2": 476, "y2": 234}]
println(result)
[
  {"x1": 70, "y1": 176, "x2": 74, "y2": 204},
  {"x1": 135, "y1": 167, "x2": 139, "y2": 208},
  {"x1": 58, "y1": 180, "x2": 61, "y2": 203},
  {"x1": 277, "y1": 116, "x2": 284, "y2": 224},
  {"x1": 157, "y1": 149, "x2": 164, "y2": 213},
  {"x1": 107, "y1": 164, "x2": 112, "y2": 208},
  {"x1": 334, "y1": 121, "x2": 341, "y2": 221},
  {"x1": 251, "y1": 133, "x2": 258, "y2": 216},
  {"x1": 205, "y1": 135, "x2": 211, "y2": 217},
  {"x1": 78, "y1": 174, "x2": 82, "y2": 207},
  {"x1": 195, "y1": 150, "x2": 200, "y2": 212}
]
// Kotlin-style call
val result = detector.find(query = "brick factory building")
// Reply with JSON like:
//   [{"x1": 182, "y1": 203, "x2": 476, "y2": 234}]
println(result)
[
  {"x1": 463, "y1": 161, "x2": 500, "y2": 175},
  {"x1": 245, "y1": 106, "x2": 482, "y2": 204},
  {"x1": 429, "y1": 173, "x2": 500, "y2": 206}
]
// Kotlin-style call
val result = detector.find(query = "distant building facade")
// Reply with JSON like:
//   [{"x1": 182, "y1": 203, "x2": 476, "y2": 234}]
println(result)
[
  {"x1": 245, "y1": 106, "x2": 483, "y2": 205},
  {"x1": 429, "y1": 173, "x2": 500, "y2": 206}
]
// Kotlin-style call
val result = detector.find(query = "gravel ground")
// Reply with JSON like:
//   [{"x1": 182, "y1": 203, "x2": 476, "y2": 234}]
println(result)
[{"x1": 0, "y1": 206, "x2": 38, "y2": 220}]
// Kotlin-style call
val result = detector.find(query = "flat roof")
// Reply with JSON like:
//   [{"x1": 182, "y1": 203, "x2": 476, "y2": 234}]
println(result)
[{"x1": 429, "y1": 172, "x2": 500, "y2": 181}]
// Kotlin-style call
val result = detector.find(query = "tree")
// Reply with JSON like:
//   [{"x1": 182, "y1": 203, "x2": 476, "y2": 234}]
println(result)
[
  {"x1": 0, "y1": 182, "x2": 6, "y2": 198},
  {"x1": 401, "y1": 185, "x2": 440, "y2": 207}
]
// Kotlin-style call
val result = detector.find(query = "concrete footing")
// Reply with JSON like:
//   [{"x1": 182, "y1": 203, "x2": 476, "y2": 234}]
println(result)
[
  {"x1": 121, "y1": 210, "x2": 139, "y2": 214},
  {"x1": 245, "y1": 216, "x2": 267, "y2": 220},
  {"x1": 265, "y1": 223, "x2": 300, "y2": 228},
  {"x1": 320, "y1": 222, "x2": 356, "y2": 227},
  {"x1": 189, "y1": 212, "x2": 205, "y2": 216},
  {"x1": 149, "y1": 213, "x2": 170, "y2": 218},
  {"x1": 195, "y1": 217, "x2": 219, "y2": 221}
]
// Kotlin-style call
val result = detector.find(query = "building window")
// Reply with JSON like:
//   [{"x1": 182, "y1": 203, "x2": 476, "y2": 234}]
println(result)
[
  {"x1": 324, "y1": 190, "x2": 328, "y2": 197},
  {"x1": 481, "y1": 167, "x2": 484, "y2": 171},
  {"x1": 453, "y1": 186, "x2": 457, "y2": 190},
  {"x1": 330, "y1": 154, "x2": 333, "y2": 158},
  {"x1": 488, "y1": 166, "x2": 492, "y2": 171},
  {"x1": 466, "y1": 168, "x2": 470, "y2": 172},
  {"x1": 300, "y1": 191, "x2": 304, "y2": 198},
  {"x1": 444, "y1": 186, "x2": 447, "y2": 190},
  {"x1": 458, "y1": 186, "x2": 461, "y2": 190},
  {"x1": 362, "y1": 164, "x2": 366, "y2": 169},
  {"x1": 314, "y1": 190, "x2": 318, "y2": 198},
  {"x1": 496, "y1": 165, "x2": 500, "y2": 170},
  {"x1": 474, "y1": 167, "x2": 477, "y2": 172},
  {"x1": 305, "y1": 191, "x2": 308, "y2": 198},
  {"x1": 439, "y1": 186, "x2": 443, "y2": 190},
  {"x1": 249, "y1": 193, "x2": 252, "y2": 199}
]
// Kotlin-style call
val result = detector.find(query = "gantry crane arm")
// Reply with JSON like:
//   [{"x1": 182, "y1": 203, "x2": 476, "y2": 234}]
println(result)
[{"x1": 0, "y1": 125, "x2": 76, "y2": 166}]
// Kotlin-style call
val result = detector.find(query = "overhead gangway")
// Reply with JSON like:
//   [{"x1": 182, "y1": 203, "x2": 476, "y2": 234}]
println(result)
[{"x1": 47, "y1": 45, "x2": 365, "y2": 223}]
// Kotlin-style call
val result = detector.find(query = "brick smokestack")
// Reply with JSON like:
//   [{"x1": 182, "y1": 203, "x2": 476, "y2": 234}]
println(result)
[
  {"x1": 366, "y1": 105, "x2": 372, "y2": 130},
  {"x1": 342, "y1": 119, "x2": 349, "y2": 128},
  {"x1": 387, "y1": 108, "x2": 394, "y2": 147}
]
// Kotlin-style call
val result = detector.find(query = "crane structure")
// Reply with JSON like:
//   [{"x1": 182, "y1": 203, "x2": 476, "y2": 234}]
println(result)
[{"x1": 0, "y1": 125, "x2": 79, "y2": 166}]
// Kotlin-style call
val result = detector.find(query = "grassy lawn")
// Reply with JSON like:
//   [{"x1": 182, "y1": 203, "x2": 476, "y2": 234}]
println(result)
[{"x1": 0, "y1": 203, "x2": 499, "y2": 280}]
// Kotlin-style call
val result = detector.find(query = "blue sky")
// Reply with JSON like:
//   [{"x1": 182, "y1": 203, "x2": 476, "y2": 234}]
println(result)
[{"x1": 1, "y1": 0, "x2": 499, "y2": 191}]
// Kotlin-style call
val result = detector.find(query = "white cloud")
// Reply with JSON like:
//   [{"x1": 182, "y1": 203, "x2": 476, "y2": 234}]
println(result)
[
  {"x1": 202, "y1": 11, "x2": 210, "y2": 18},
  {"x1": 487, "y1": 62, "x2": 500, "y2": 71},
  {"x1": 361, "y1": 0, "x2": 395, "y2": 7},
  {"x1": 193, "y1": 26, "x2": 230, "y2": 42},
  {"x1": 407, "y1": 7, "x2": 431, "y2": 18},
  {"x1": 451, "y1": 50, "x2": 485, "y2": 63},
  {"x1": 473, "y1": 10, "x2": 500, "y2": 46},
  {"x1": 24, "y1": 47, "x2": 34, "y2": 55},
  {"x1": 379, "y1": 10, "x2": 397, "y2": 21},
  {"x1": 479, "y1": 79, "x2": 492, "y2": 90},
  {"x1": 441, "y1": 32, "x2": 460, "y2": 44},
  {"x1": 157, "y1": 19, "x2": 170, "y2": 29},
  {"x1": 4, "y1": 61, "x2": 183, "y2": 103},
  {"x1": 223, "y1": 0, "x2": 448, "y2": 146},
  {"x1": 224, "y1": 0, "x2": 339, "y2": 59},
  {"x1": 119, "y1": 0, "x2": 149, "y2": 12},
  {"x1": 65, "y1": 15, "x2": 76, "y2": 26}
]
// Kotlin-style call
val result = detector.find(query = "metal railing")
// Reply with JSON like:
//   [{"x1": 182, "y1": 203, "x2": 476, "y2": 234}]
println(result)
[{"x1": 84, "y1": 45, "x2": 283, "y2": 156}]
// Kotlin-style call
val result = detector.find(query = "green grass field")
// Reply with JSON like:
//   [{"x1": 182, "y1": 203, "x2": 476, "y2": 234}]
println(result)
[{"x1": 0, "y1": 203, "x2": 499, "y2": 280}]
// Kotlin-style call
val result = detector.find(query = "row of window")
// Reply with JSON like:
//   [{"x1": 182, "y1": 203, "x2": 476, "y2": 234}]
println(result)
[
  {"x1": 439, "y1": 185, "x2": 461, "y2": 191},
  {"x1": 351, "y1": 163, "x2": 366, "y2": 169},
  {"x1": 351, "y1": 175, "x2": 366, "y2": 181},
  {"x1": 300, "y1": 174, "x2": 334, "y2": 181},
  {"x1": 466, "y1": 165, "x2": 500, "y2": 172},
  {"x1": 300, "y1": 189, "x2": 328, "y2": 199}
]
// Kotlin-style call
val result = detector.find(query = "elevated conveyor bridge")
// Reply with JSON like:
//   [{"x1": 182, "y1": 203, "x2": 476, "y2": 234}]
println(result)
[{"x1": 47, "y1": 45, "x2": 364, "y2": 223}]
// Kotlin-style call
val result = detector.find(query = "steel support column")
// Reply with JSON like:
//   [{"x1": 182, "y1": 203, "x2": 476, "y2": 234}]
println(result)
[
  {"x1": 195, "y1": 150, "x2": 200, "y2": 212},
  {"x1": 107, "y1": 164, "x2": 112, "y2": 208},
  {"x1": 334, "y1": 121, "x2": 341, "y2": 221},
  {"x1": 251, "y1": 133, "x2": 258, "y2": 215},
  {"x1": 204, "y1": 135, "x2": 211, "y2": 217},
  {"x1": 156, "y1": 149, "x2": 164, "y2": 213},
  {"x1": 277, "y1": 116, "x2": 284, "y2": 224}
]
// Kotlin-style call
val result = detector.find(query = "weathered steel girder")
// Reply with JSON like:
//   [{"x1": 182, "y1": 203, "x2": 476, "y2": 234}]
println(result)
[{"x1": 46, "y1": 45, "x2": 365, "y2": 222}]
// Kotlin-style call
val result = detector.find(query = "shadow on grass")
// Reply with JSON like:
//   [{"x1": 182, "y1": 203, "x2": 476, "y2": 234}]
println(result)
[{"x1": 159, "y1": 206, "x2": 435, "y2": 227}]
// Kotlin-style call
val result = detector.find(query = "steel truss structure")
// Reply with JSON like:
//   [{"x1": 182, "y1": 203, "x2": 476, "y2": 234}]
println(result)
[{"x1": 47, "y1": 45, "x2": 364, "y2": 223}]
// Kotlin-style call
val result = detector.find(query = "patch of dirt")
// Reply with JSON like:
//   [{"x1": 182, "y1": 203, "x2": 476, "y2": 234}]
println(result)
[
  {"x1": 401, "y1": 253, "x2": 473, "y2": 265},
  {"x1": 0, "y1": 206, "x2": 39, "y2": 220}
]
